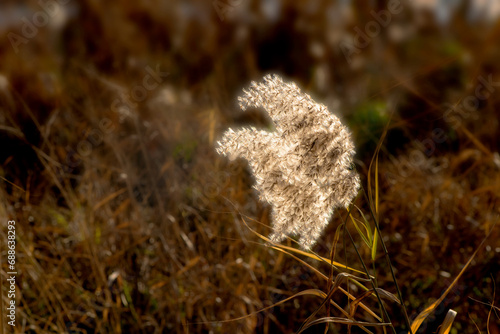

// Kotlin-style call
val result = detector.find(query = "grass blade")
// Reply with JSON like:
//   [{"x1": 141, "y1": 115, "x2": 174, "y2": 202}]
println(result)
[
  {"x1": 437, "y1": 309, "x2": 457, "y2": 334},
  {"x1": 349, "y1": 213, "x2": 373, "y2": 248},
  {"x1": 371, "y1": 228, "x2": 378, "y2": 261},
  {"x1": 409, "y1": 221, "x2": 497, "y2": 333},
  {"x1": 241, "y1": 216, "x2": 369, "y2": 276}
]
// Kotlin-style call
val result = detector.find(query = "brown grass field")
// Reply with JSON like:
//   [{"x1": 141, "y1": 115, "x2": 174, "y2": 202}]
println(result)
[{"x1": 0, "y1": 1, "x2": 499, "y2": 333}]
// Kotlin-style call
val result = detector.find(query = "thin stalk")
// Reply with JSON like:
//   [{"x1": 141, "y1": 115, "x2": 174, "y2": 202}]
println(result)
[
  {"x1": 343, "y1": 223, "x2": 350, "y2": 311},
  {"x1": 344, "y1": 226, "x2": 396, "y2": 334},
  {"x1": 342, "y1": 209, "x2": 397, "y2": 334},
  {"x1": 362, "y1": 188, "x2": 413, "y2": 334},
  {"x1": 372, "y1": 261, "x2": 387, "y2": 334}
]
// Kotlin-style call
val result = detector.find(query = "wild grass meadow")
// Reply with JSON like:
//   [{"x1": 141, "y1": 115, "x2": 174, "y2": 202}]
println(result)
[{"x1": 0, "y1": 1, "x2": 499, "y2": 333}]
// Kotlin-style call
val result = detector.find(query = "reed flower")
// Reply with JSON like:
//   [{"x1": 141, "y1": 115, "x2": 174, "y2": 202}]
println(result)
[{"x1": 217, "y1": 74, "x2": 360, "y2": 249}]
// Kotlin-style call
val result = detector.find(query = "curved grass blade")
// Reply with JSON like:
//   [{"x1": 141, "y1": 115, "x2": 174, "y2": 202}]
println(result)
[
  {"x1": 409, "y1": 221, "x2": 497, "y2": 333},
  {"x1": 347, "y1": 288, "x2": 400, "y2": 334},
  {"x1": 437, "y1": 309, "x2": 457, "y2": 334},
  {"x1": 349, "y1": 288, "x2": 400, "y2": 318},
  {"x1": 240, "y1": 215, "x2": 382, "y2": 323},
  {"x1": 240, "y1": 216, "x2": 368, "y2": 276},
  {"x1": 297, "y1": 273, "x2": 379, "y2": 334},
  {"x1": 367, "y1": 113, "x2": 389, "y2": 216},
  {"x1": 189, "y1": 289, "x2": 327, "y2": 326},
  {"x1": 191, "y1": 288, "x2": 378, "y2": 331},
  {"x1": 349, "y1": 213, "x2": 372, "y2": 248},
  {"x1": 267, "y1": 242, "x2": 383, "y2": 322},
  {"x1": 297, "y1": 317, "x2": 392, "y2": 334}
]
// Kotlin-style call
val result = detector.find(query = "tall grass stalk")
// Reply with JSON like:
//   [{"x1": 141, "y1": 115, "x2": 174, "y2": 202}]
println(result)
[{"x1": 217, "y1": 74, "x2": 408, "y2": 332}]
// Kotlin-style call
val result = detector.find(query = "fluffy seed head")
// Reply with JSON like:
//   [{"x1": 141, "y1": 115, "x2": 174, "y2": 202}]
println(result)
[{"x1": 217, "y1": 74, "x2": 360, "y2": 249}]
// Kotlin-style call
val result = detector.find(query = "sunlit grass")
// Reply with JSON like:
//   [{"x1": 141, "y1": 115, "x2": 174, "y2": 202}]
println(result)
[{"x1": 0, "y1": 1, "x2": 499, "y2": 333}]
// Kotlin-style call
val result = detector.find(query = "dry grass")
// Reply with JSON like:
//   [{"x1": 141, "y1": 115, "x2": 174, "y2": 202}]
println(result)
[{"x1": 0, "y1": 1, "x2": 499, "y2": 333}]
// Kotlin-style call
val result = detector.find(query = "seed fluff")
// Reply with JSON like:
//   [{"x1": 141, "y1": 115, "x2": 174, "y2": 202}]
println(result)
[{"x1": 217, "y1": 74, "x2": 360, "y2": 249}]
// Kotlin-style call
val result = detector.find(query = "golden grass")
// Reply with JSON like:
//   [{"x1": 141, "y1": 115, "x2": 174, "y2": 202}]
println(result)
[{"x1": 0, "y1": 1, "x2": 499, "y2": 333}]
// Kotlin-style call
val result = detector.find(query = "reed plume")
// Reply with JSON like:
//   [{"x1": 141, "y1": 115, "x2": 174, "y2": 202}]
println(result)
[{"x1": 217, "y1": 74, "x2": 360, "y2": 249}]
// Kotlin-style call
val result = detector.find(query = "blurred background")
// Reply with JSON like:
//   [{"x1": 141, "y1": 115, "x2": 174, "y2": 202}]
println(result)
[{"x1": 0, "y1": 0, "x2": 499, "y2": 333}]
